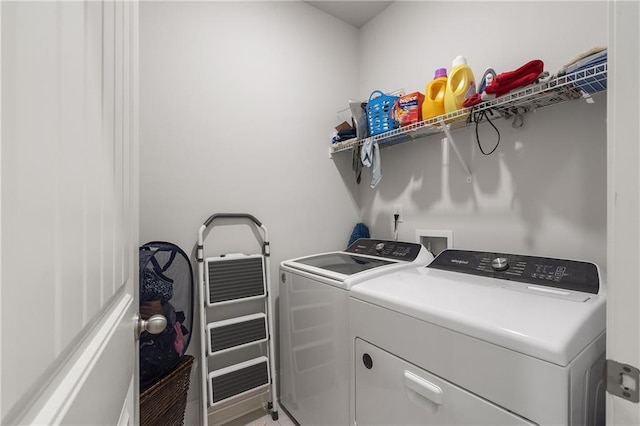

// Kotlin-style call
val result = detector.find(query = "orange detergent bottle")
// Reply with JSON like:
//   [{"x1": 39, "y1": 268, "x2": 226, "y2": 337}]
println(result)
[
  {"x1": 422, "y1": 68, "x2": 448, "y2": 120},
  {"x1": 444, "y1": 55, "x2": 476, "y2": 114}
]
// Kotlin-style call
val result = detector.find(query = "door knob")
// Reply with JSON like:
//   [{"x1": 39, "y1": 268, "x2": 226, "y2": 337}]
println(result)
[{"x1": 135, "y1": 313, "x2": 167, "y2": 339}]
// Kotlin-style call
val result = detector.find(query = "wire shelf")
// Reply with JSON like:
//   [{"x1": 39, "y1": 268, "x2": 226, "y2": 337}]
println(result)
[{"x1": 330, "y1": 62, "x2": 607, "y2": 155}]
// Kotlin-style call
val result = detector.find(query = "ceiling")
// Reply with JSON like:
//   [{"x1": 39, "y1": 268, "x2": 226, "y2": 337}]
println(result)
[{"x1": 304, "y1": 1, "x2": 394, "y2": 28}]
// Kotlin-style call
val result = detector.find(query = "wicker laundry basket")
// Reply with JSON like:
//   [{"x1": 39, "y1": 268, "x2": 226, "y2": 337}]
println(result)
[{"x1": 140, "y1": 355, "x2": 194, "y2": 426}]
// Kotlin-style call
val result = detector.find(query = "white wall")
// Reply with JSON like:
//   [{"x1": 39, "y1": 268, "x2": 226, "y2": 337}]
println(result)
[
  {"x1": 139, "y1": 1, "x2": 360, "y2": 421},
  {"x1": 354, "y1": 1, "x2": 608, "y2": 268},
  {"x1": 140, "y1": 1, "x2": 360, "y2": 259}
]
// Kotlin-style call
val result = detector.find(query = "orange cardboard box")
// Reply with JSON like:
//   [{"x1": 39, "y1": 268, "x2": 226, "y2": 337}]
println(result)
[{"x1": 394, "y1": 92, "x2": 425, "y2": 127}]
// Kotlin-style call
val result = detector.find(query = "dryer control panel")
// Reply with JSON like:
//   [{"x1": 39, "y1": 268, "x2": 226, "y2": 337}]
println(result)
[
  {"x1": 346, "y1": 238, "x2": 423, "y2": 261},
  {"x1": 428, "y1": 249, "x2": 600, "y2": 294}
]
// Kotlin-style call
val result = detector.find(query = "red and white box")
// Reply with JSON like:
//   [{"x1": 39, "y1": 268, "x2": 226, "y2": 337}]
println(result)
[{"x1": 394, "y1": 92, "x2": 425, "y2": 127}]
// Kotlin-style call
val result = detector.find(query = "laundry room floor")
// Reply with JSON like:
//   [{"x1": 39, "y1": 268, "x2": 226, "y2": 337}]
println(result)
[{"x1": 223, "y1": 406, "x2": 296, "y2": 426}]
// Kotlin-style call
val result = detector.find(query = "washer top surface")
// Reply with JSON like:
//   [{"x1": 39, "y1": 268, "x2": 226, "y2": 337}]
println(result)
[
  {"x1": 349, "y1": 249, "x2": 606, "y2": 366},
  {"x1": 281, "y1": 238, "x2": 434, "y2": 289}
]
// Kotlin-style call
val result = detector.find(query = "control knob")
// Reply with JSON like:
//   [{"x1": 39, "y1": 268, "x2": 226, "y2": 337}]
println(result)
[
  {"x1": 375, "y1": 242, "x2": 385, "y2": 252},
  {"x1": 491, "y1": 257, "x2": 509, "y2": 271}
]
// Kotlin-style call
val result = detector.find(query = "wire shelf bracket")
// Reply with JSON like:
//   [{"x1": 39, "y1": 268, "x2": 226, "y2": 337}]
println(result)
[{"x1": 438, "y1": 117, "x2": 472, "y2": 182}]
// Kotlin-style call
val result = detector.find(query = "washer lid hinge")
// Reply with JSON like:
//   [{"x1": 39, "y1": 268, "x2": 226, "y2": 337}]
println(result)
[{"x1": 605, "y1": 359, "x2": 640, "y2": 403}]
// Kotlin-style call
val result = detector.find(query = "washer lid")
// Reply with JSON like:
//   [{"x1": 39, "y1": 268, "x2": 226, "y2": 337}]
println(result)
[
  {"x1": 349, "y1": 265, "x2": 606, "y2": 366},
  {"x1": 281, "y1": 239, "x2": 434, "y2": 288},
  {"x1": 291, "y1": 252, "x2": 394, "y2": 276}
]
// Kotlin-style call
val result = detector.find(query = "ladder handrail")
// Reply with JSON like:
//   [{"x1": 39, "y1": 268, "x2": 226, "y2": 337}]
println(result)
[
  {"x1": 203, "y1": 212, "x2": 262, "y2": 228},
  {"x1": 197, "y1": 214, "x2": 269, "y2": 261}
]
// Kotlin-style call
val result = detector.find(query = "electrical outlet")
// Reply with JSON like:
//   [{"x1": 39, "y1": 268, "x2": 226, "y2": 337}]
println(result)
[{"x1": 393, "y1": 204, "x2": 403, "y2": 222}]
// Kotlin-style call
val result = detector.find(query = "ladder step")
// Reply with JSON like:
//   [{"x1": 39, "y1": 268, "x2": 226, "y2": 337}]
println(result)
[
  {"x1": 206, "y1": 255, "x2": 265, "y2": 305},
  {"x1": 207, "y1": 313, "x2": 268, "y2": 355},
  {"x1": 208, "y1": 357, "x2": 270, "y2": 406}
]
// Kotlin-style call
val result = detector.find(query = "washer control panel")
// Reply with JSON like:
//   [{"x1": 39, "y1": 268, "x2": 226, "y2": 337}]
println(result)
[
  {"x1": 428, "y1": 249, "x2": 600, "y2": 294},
  {"x1": 346, "y1": 238, "x2": 423, "y2": 261}
]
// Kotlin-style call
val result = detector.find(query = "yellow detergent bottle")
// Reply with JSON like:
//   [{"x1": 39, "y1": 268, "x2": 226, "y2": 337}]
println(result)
[
  {"x1": 422, "y1": 68, "x2": 448, "y2": 120},
  {"x1": 444, "y1": 55, "x2": 476, "y2": 114}
]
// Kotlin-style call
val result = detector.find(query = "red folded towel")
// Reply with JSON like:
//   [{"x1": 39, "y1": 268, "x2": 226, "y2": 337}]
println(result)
[
  {"x1": 485, "y1": 60, "x2": 544, "y2": 97},
  {"x1": 462, "y1": 93, "x2": 483, "y2": 108}
]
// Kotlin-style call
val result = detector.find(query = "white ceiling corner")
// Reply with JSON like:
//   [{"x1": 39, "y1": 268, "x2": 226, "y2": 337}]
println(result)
[{"x1": 304, "y1": 1, "x2": 394, "y2": 28}]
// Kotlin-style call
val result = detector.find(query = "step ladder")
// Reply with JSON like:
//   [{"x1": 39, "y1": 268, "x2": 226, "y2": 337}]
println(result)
[{"x1": 196, "y1": 213, "x2": 279, "y2": 424}]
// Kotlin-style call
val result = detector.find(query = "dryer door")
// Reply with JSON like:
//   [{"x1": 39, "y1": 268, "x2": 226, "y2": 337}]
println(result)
[{"x1": 355, "y1": 339, "x2": 536, "y2": 426}]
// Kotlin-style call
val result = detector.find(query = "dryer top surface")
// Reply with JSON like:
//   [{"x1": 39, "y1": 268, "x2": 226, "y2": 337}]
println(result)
[{"x1": 349, "y1": 265, "x2": 605, "y2": 366}]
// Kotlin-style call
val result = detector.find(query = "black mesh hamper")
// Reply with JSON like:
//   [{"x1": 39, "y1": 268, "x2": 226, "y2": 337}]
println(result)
[{"x1": 139, "y1": 241, "x2": 195, "y2": 426}]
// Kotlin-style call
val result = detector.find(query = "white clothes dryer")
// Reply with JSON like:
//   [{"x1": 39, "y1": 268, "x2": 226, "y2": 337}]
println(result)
[
  {"x1": 350, "y1": 249, "x2": 606, "y2": 426},
  {"x1": 279, "y1": 239, "x2": 434, "y2": 426}
]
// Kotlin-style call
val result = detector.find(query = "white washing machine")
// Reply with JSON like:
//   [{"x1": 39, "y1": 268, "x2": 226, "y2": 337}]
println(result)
[
  {"x1": 350, "y1": 249, "x2": 606, "y2": 426},
  {"x1": 279, "y1": 238, "x2": 434, "y2": 426}
]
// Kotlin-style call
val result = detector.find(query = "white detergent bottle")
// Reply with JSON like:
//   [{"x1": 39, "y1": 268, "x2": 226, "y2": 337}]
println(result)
[{"x1": 444, "y1": 55, "x2": 476, "y2": 114}]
